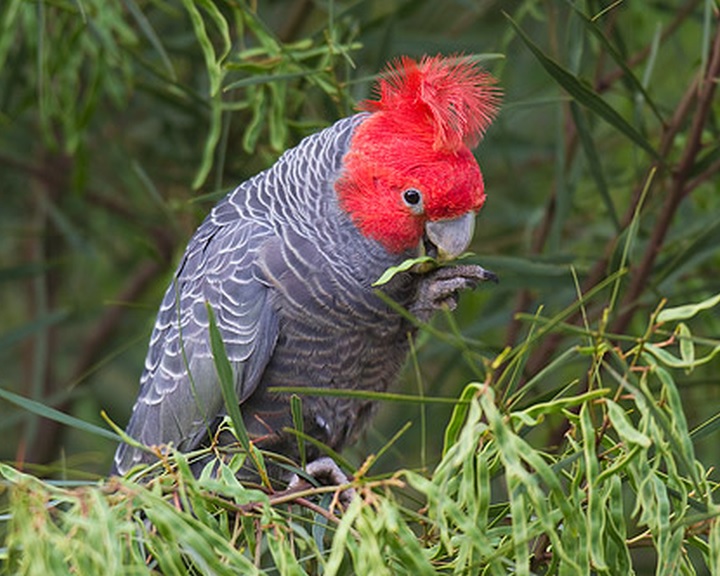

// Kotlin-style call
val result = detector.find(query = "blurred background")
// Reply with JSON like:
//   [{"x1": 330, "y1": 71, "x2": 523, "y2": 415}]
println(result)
[{"x1": 0, "y1": 0, "x2": 717, "y2": 491}]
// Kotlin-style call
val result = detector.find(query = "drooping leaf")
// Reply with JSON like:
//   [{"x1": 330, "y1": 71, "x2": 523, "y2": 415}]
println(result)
[
  {"x1": 506, "y1": 13, "x2": 660, "y2": 161},
  {"x1": 657, "y1": 292, "x2": 720, "y2": 323}
]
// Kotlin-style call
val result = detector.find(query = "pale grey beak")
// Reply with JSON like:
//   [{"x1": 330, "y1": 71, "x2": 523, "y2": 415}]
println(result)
[{"x1": 424, "y1": 212, "x2": 476, "y2": 261}]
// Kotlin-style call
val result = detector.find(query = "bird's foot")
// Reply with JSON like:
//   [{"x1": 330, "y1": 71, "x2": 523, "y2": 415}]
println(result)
[
  {"x1": 410, "y1": 264, "x2": 498, "y2": 322},
  {"x1": 287, "y1": 456, "x2": 356, "y2": 506}
]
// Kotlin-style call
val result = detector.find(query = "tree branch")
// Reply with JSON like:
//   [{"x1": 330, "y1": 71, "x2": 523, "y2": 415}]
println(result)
[
  {"x1": 521, "y1": 12, "x2": 719, "y2": 378},
  {"x1": 611, "y1": 15, "x2": 720, "y2": 333}
]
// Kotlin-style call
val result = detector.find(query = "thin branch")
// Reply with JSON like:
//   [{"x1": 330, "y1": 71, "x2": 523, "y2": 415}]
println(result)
[
  {"x1": 69, "y1": 255, "x2": 172, "y2": 389},
  {"x1": 612, "y1": 16, "x2": 720, "y2": 333},
  {"x1": 0, "y1": 153, "x2": 54, "y2": 183},
  {"x1": 521, "y1": 13, "x2": 718, "y2": 378},
  {"x1": 502, "y1": 4, "x2": 700, "y2": 359},
  {"x1": 684, "y1": 157, "x2": 720, "y2": 196},
  {"x1": 595, "y1": 0, "x2": 702, "y2": 93}
]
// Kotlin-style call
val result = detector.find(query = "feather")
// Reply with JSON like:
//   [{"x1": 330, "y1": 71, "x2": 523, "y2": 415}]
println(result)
[{"x1": 359, "y1": 55, "x2": 501, "y2": 151}]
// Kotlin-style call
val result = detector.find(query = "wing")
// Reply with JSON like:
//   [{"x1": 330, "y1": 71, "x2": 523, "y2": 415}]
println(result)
[{"x1": 112, "y1": 193, "x2": 279, "y2": 475}]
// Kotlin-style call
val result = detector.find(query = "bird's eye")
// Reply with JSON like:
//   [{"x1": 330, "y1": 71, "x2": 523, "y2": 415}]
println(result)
[{"x1": 402, "y1": 188, "x2": 422, "y2": 207}]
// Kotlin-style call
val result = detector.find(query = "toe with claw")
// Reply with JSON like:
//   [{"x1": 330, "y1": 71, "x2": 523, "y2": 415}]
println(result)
[
  {"x1": 410, "y1": 264, "x2": 498, "y2": 322},
  {"x1": 287, "y1": 456, "x2": 357, "y2": 506}
]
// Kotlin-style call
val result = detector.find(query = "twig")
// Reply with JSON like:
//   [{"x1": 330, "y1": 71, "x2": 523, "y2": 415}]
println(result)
[
  {"x1": 595, "y1": 0, "x2": 702, "y2": 92},
  {"x1": 611, "y1": 14, "x2": 720, "y2": 333},
  {"x1": 502, "y1": 1, "x2": 688, "y2": 361},
  {"x1": 521, "y1": 12, "x2": 718, "y2": 378},
  {"x1": 277, "y1": 0, "x2": 314, "y2": 43},
  {"x1": 683, "y1": 157, "x2": 720, "y2": 196},
  {"x1": 69, "y1": 255, "x2": 172, "y2": 389}
]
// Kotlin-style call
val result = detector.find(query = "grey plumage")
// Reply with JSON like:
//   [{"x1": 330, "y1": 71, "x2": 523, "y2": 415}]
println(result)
[
  {"x1": 112, "y1": 95, "x2": 497, "y2": 480},
  {"x1": 112, "y1": 115, "x2": 419, "y2": 477}
]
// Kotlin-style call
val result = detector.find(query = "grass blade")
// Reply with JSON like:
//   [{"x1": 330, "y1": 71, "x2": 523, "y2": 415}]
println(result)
[{"x1": 0, "y1": 387, "x2": 119, "y2": 442}]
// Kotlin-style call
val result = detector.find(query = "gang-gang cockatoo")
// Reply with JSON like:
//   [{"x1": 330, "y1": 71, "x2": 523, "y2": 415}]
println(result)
[{"x1": 112, "y1": 55, "x2": 500, "y2": 488}]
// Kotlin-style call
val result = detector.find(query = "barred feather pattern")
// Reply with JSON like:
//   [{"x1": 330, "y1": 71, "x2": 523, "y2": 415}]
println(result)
[{"x1": 112, "y1": 114, "x2": 418, "y2": 476}]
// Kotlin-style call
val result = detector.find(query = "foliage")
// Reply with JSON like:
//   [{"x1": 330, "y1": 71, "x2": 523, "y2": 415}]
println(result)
[
  {"x1": 1, "y1": 0, "x2": 719, "y2": 574},
  {"x1": 2, "y1": 296, "x2": 719, "y2": 574}
]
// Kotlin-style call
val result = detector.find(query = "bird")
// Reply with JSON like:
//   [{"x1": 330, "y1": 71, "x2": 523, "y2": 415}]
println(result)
[{"x1": 111, "y1": 55, "x2": 500, "y2": 486}]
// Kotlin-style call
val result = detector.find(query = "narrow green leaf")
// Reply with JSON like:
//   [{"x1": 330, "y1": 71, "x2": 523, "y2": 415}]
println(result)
[
  {"x1": 290, "y1": 394, "x2": 306, "y2": 467},
  {"x1": 280, "y1": 427, "x2": 353, "y2": 473},
  {"x1": 632, "y1": 368, "x2": 703, "y2": 495},
  {"x1": 195, "y1": 0, "x2": 232, "y2": 65},
  {"x1": 0, "y1": 0, "x2": 22, "y2": 71},
  {"x1": 242, "y1": 88, "x2": 266, "y2": 153},
  {"x1": 205, "y1": 303, "x2": 246, "y2": 447},
  {"x1": 224, "y1": 69, "x2": 322, "y2": 91},
  {"x1": 268, "y1": 80, "x2": 287, "y2": 151},
  {"x1": 122, "y1": 0, "x2": 176, "y2": 80},
  {"x1": 690, "y1": 410, "x2": 720, "y2": 441},
  {"x1": 655, "y1": 366, "x2": 697, "y2": 466},
  {"x1": 609, "y1": 168, "x2": 655, "y2": 312},
  {"x1": 506, "y1": 13, "x2": 660, "y2": 160},
  {"x1": 206, "y1": 302, "x2": 268, "y2": 486},
  {"x1": 180, "y1": 0, "x2": 227, "y2": 189},
  {"x1": 270, "y1": 385, "x2": 468, "y2": 405},
  {"x1": 507, "y1": 345, "x2": 578, "y2": 407},
  {"x1": 657, "y1": 292, "x2": 720, "y2": 322},
  {"x1": 480, "y1": 388, "x2": 581, "y2": 572},
  {"x1": 677, "y1": 323, "x2": 695, "y2": 370},
  {"x1": 606, "y1": 399, "x2": 651, "y2": 448},
  {"x1": 192, "y1": 96, "x2": 223, "y2": 190},
  {"x1": 571, "y1": 6, "x2": 664, "y2": 123},
  {"x1": 518, "y1": 388, "x2": 609, "y2": 424},
  {"x1": 443, "y1": 382, "x2": 483, "y2": 454},
  {"x1": 710, "y1": 513, "x2": 720, "y2": 576},
  {"x1": 569, "y1": 102, "x2": 620, "y2": 230},
  {"x1": 373, "y1": 256, "x2": 436, "y2": 287},
  {"x1": 602, "y1": 475, "x2": 633, "y2": 573},
  {"x1": 180, "y1": 0, "x2": 221, "y2": 95},
  {"x1": 643, "y1": 343, "x2": 720, "y2": 369},
  {"x1": 372, "y1": 420, "x2": 412, "y2": 470},
  {"x1": 267, "y1": 528, "x2": 307, "y2": 576},
  {"x1": 0, "y1": 386, "x2": 119, "y2": 442},
  {"x1": 580, "y1": 404, "x2": 608, "y2": 571}
]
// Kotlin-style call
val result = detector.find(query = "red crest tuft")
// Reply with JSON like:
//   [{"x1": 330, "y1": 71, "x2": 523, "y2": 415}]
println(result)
[
  {"x1": 359, "y1": 55, "x2": 501, "y2": 151},
  {"x1": 337, "y1": 55, "x2": 500, "y2": 254}
]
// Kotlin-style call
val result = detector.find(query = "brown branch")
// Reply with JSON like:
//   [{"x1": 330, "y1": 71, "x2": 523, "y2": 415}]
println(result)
[
  {"x1": 501, "y1": 2, "x2": 692, "y2": 359},
  {"x1": 684, "y1": 157, "x2": 720, "y2": 196},
  {"x1": 520, "y1": 13, "x2": 718, "y2": 378},
  {"x1": 17, "y1": 171, "x2": 177, "y2": 466},
  {"x1": 19, "y1": 151, "x2": 72, "y2": 467},
  {"x1": 277, "y1": 0, "x2": 314, "y2": 43},
  {"x1": 611, "y1": 16, "x2": 720, "y2": 333},
  {"x1": 32, "y1": 228, "x2": 175, "y2": 469},
  {"x1": 0, "y1": 153, "x2": 54, "y2": 183}
]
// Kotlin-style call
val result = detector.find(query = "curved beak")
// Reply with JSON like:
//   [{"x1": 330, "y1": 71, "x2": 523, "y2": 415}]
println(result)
[{"x1": 424, "y1": 212, "x2": 476, "y2": 262}]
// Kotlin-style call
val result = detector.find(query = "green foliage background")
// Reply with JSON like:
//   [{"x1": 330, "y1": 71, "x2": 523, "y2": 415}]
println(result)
[{"x1": 0, "y1": 0, "x2": 719, "y2": 574}]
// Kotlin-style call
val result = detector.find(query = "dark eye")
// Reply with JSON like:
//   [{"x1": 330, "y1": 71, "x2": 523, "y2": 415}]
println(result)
[{"x1": 403, "y1": 188, "x2": 422, "y2": 206}]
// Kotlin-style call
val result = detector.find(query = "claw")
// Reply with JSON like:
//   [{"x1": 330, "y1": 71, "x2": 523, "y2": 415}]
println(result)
[
  {"x1": 432, "y1": 263, "x2": 498, "y2": 284},
  {"x1": 287, "y1": 456, "x2": 356, "y2": 505},
  {"x1": 410, "y1": 263, "x2": 497, "y2": 322},
  {"x1": 476, "y1": 267, "x2": 499, "y2": 284}
]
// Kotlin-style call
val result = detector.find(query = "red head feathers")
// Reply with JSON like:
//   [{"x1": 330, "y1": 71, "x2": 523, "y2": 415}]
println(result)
[
  {"x1": 360, "y1": 55, "x2": 500, "y2": 151},
  {"x1": 337, "y1": 55, "x2": 501, "y2": 255}
]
